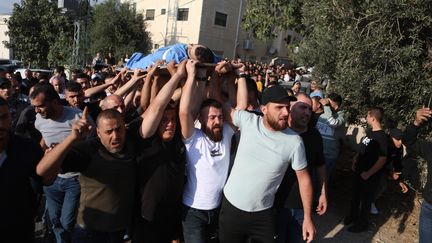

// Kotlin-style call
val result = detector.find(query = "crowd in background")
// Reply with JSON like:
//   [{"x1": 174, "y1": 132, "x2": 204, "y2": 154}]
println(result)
[{"x1": 0, "y1": 45, "x2": 430, "y2": 243}]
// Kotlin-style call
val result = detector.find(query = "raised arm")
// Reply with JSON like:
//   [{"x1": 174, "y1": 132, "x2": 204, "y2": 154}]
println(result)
[
  {"x1": 84, "y1": 70, "x2": 123, "y2": 98},
  {"x1": 139, "y1": 60, "x2": 187, "y2": 139},
  {"x1": 140, "y1": 61, "x2": 161, "y2": 111},
  {"x1": 227, "y1": 63, "x2": 248, "y2": 124},
  {"x1": 179, "y1": 60, "x2": 207, "y2": 139},
  {"x1": 403, "y1": 107, "x2": 432, "y2": 158},
  {"x1": 114, "y1": 68, "x2": 145, "y2": 97}
]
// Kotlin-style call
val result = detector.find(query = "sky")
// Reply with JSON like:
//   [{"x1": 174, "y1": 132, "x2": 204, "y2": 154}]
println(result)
[{"x1": 0, "y1": 0, "x2": 20, "y2": 15}]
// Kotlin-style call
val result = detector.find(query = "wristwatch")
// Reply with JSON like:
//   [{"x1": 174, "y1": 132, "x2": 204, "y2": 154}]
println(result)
[{"x1": 237, "y1": 73, "x2": 247, "y2": 78}]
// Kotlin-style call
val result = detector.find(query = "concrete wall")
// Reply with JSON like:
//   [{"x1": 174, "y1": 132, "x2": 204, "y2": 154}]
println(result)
[{"x1": 0, "y1": 15, "x2": 11, "y2": 59}]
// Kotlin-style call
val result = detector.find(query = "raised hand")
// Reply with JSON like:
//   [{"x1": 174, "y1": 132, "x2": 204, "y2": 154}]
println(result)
[
  {"x1": 72, "y1": 106, "x2": 91, "y2": 140},
  {"x1": 166, "y1": 60, "x2": 177, "y2": 77},
  {"x1": 414, "y1": 107, "x2": 432, "y2": 126}
]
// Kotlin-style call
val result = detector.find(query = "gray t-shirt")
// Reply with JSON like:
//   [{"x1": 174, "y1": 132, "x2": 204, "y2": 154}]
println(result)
[
  {"x1": 35, "y1": 106, "x2": 91, "y2": 178},
  {"x1": 35, "y1": 106, "x2": 82, "y2": 147},
  {"x1": 223, "y1": 110, "x2": 307, "y2": 212}
]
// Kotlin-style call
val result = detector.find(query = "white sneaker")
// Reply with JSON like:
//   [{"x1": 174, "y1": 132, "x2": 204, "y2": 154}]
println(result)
[{"x1": 370, "y1": 203, "x2": 379, "y2": 215}]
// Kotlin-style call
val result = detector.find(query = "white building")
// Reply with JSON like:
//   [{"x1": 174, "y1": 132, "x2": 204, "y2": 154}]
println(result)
[
  {"x1": 127, "y1": 0, "x2": 302, "y2": 63},
  {"x1": 0, "y1": 15, "x2": 12, "y2": 59}
]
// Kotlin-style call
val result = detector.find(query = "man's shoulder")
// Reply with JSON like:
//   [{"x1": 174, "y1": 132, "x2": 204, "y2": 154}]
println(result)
[{"x1": 9, "y1": 133, "x2": 43, "y2": 156}]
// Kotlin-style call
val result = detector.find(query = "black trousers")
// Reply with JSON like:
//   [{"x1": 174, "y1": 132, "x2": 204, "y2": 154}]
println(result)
[
  {"x1": 349, "y1": 172, "x2": 382, "y2": 225},
  {"x1": 219, "y1": 196, "x2": 274, "y2": 243}
]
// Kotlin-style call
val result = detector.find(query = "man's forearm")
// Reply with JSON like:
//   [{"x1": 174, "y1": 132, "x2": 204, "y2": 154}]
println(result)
[
  {"x1": 317, "y1": 165, "x2": 327, "y2": 196},
  {"x1": 36, "y1": 134, "x2": 77, "y2": 182},
  {"x1": 296, "y1": 169, "x2": 314, "y2": 220}
]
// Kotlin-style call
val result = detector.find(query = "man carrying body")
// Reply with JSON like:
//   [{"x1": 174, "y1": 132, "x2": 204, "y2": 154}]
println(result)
[
  {"x1": 179, "y1": 60, "x2": 247, "y2": 242},
  {"x1": 219, "y1": 86, "x2": 316, "y2": 243}
]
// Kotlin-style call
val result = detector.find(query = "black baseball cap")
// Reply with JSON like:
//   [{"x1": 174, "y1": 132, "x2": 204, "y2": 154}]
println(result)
[
  {"x1": 388, "y1": 128, "x2": 403, "y2": 140},
  {"x1": 261, "y1": 86, "x2": 297, "y2": 105},
  {"x1": 0, "y1": 77, "x2": 11, "y2": 88}
]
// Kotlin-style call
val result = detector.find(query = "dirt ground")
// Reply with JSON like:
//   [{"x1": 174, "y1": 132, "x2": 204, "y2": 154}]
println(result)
[{"x1": 314, "y1": 138, "x2": 421, "y2": 243}]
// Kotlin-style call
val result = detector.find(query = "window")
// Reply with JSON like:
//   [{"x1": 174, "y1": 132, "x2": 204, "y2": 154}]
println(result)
[
  {"x1": 145, "y1": 9, "x2": 155, "y2": 20},
  {"x1": 214, "y1": 12, "x2": 227, "y2": 27},
  {"x1": 177, "y1": 8, "x2": 189, "y2": 21},
  {"x1": 161, "y1": 9, "x2": 166, "y2": 15}
]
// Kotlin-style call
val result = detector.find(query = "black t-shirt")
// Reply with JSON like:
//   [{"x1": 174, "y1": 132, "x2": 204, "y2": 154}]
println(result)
[
  {"x1": 275, "y1": 127, "x2": 325, "y2": 209},
  {"x1": 0, "y1": 134, "x2": 44, "y2": 230},
  {"x1": 62, "y1": 137, "x2": 137, "y2": 231},
  {"x1": 128, "y1": 117, "x2": 186, "y2": 223},
  {"x1": 387, "y1": 140, "x2": 403, "y2": 173},
  {"x1": 356, "y1": 130, "x2": 388, "y2": 174}
]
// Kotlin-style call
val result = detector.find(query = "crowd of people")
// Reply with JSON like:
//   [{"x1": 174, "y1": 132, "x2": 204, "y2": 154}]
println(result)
[{"x1": 0, "y1": 43, "x2": 431, "y2": 243}]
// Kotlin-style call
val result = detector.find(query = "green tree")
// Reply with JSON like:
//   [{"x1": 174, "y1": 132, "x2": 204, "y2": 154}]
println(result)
[
  {"x1": 89, "y1": 0, "x2": 151, "y2": 64},
  {"x1": 243, "y1": 0, "x2": 432, "y2": 126},
  {"x1": 242, "y1": 0, "x2": 304, "y2": 40},
  {"x1": 295, "y1": 0, "x2": 432, "y2": 126},
  {"x1": 5, "y1": 0, "x2": 73, "y2": 68}
]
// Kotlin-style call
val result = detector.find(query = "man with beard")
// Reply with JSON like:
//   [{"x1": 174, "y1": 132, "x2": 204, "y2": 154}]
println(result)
[
  {"x1": 179, "y1": 60, "x2": 247, "y2": 242},
  {"x1": 219, "y1": 86, "x2": 316, "y2": 243},
  {"x1": 275, "y1": 93, "x2": 327, "y2": 243}
]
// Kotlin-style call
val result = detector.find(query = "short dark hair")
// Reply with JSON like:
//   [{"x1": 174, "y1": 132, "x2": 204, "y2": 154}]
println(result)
[
  {"x1": 76, "y1": 73, "x2": 89, "y2": 80},
  {"x1": 29, "y1": 83, "x2": 60, "y2": 102},
  {"x1": 368, "y1": 106, "x2": 384, "y2": 122},
  {"x1": 65, "y1": 81, "x2": 83, "y2": 93},
  {"x1": 194, "y1": 46, "x2": 214, "y2": 63},
  {"x1": 200, "y1": 98, "x2": 222, "y2": 111},
  {"x1": 328, "y1": 93, "x2": 343, "y2": 106},
  {"x1": 96, "y1": 109, "x2": 123, "y2": 126}
]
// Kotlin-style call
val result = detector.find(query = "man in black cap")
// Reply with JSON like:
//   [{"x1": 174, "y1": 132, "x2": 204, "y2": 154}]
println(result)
[{"x1": 219, "y1": 85, "x2": 316, "y2": 243}]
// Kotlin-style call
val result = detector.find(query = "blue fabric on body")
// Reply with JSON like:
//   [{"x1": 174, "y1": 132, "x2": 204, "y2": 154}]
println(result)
[{"x1": 126, "y1": 43, "x2": 221, "y2": 69}]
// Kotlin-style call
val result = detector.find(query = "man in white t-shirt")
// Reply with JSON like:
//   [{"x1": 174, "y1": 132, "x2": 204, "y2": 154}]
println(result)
[
  {"x1": 219, "y1": 85, "x2": 316, "y2": 243},
  {"x1": 179, "y1": 60, "x2": 247, "y2": 243}
]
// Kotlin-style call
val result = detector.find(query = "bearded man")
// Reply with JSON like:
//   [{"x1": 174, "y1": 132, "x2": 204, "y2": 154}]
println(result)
[{"x1": 219, "y1": 86, "x2": 316, "y2": 243}]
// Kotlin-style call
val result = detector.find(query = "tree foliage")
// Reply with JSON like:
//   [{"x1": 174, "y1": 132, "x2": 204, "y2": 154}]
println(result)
[
  {"x1": 244, "y1": 0, "x2": 432, "y2": 126},
  {"x1": 297, "y1": 0, "x2": 432, "y2": 126},
  {"x1": 5, "y1": 0, "x2": 73, "y2": 68},
  {"x1": 89, "y1": 0, "x2": 151, "y2": 62},
  {"x1": 242, "y1": 0, "x2": 304, "y2": 40}
]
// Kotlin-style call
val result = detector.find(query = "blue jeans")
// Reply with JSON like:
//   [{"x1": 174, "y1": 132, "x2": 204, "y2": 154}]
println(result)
[
  {"x1": 44, "y1": 176, "x2": 80, "y2": 243},
  {"x1": 276, "y1": 208, "x2": 304, "y2": 243},
  {"x1": 420, "y1": 200, "x2": 432, "y2": 243},
  {"x1": 181, "y1": 205, "x2": 219, "y2": 243},
  {"x1": 72, "y1": 225, "x2": 124, "y2": 243}
]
